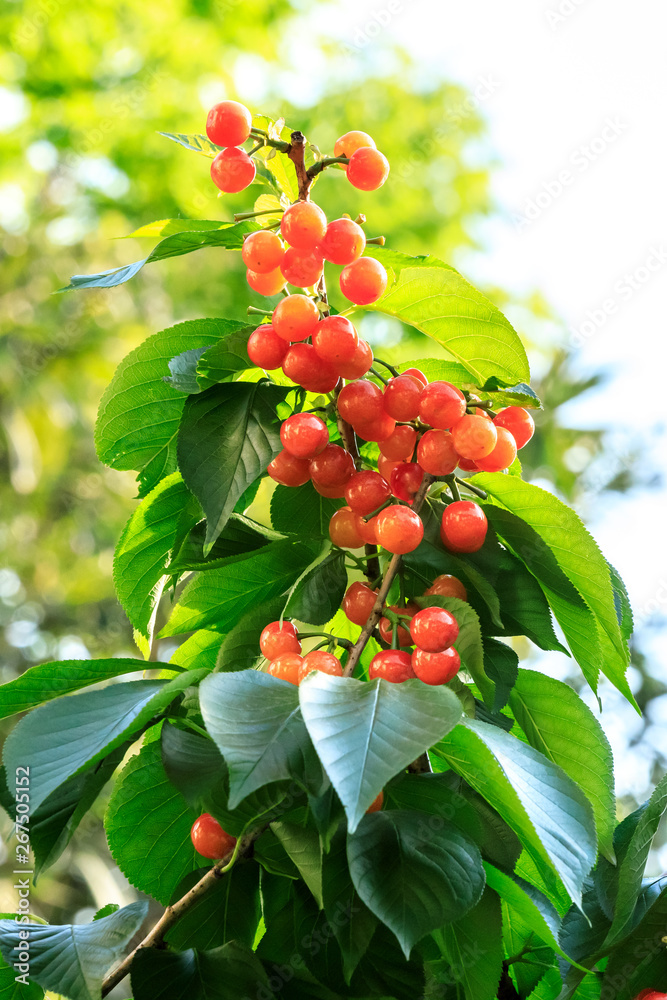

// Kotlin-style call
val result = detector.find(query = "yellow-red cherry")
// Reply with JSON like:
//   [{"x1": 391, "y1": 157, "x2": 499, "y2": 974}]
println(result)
[
  {"x1": 375, "y1": 506, "x2": 424, "y2": 554},
  {"x1": 419, "y1": 381, "x2": 466, "y2": 430},
  {"x1": 346, "y1": 148, "x2": 390, "y2": 191},
  {"x1": 344, "y1": 470, "x2": 390, "y2": 516},
  {"x1": 247, "y1": 324, "x2": 288, "y2": 370},
  {"x1": 210, "y1": 147, "x2": 256, "y2": 193},
  {"x1": 412, "y1": 647, "x2": 461, "y2": 685},
  {"x1": 272, "y1": 294, "x2": 320, "y2": 342},
  {"x1": 340, "y1": 257, "x2": 388, "y2": 305},
  {"x1": 282, "y1": 344, "x2": 339, "y2": 393},
  {"x1": 267, "y1": 449, "x2": 311, "y2": 487},
  {"x1": 334, "y1": 131, "x2": 376, "y2": 157},
  {"x1": 342, "y1": 581, "x2": 379, "y2": 626},
  {"x1": 320, "y1": 218, "x2": 366, "y2": 265},
  {"x1": 493, "y1": 406, "x2": 535, "y2": 449},
  {"x1": 267, "y1": 653, "x2": 303, "y2": 685},
  {"x1": 312, "y1": 315, "x2": 359, "y2": 366},
  {"x1": 410, "y1": 607, "x2": 459, "y2": 652},
  {"x1": 416, "y1": 429, "x2": 459, "y2": 476},
  {"x1": 206, "y1": 100, "x2": 252, "y2": 147},
  {"x1": 280, "y1": 413, "x2": 329, "y2": 459},
  {"x1": 280, "y1": 247, "x2": 324, "y2": 288},
  {"x1": 329, "y1": 507, "x2": 365, "y2": 549},
  {"x1": 246, "y1": 266, "x2": 286, "y2": 297},
  {"x1": 241, "y1": 230, "x2": 285, "y2": 274},
  {"x1": 390, "y1": 463, "x2": 424, "y2": 503},
  {"x1": 440, "y1": 500, "x2": 488, "y2": 553},
  {"x1": 451, "y1": 415, "x2": 498, "y2": 460},
  {"x1": 425, "y1": 575, "x2": 467, "y2": 602},
  {"x1": 260, "y1": 620, "x2": 301, "y2": 658},
  {"x1": 475, "y1": 426, "x2": 518, "y2": 472},
  {"x1": 298, "y1": 650, "x2": 343, "y2": 684},
  {"x1": 310, "y1": 444, "x2": 355, "y2": 487},
  {"x1": 280, "y1": 201, "x2": 327, "y2": 250},
  {"x1": 379, "y1": 425, "x2": 417, "y2": 461}
]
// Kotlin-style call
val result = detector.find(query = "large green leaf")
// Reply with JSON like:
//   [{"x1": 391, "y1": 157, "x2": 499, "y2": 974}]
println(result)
[
  {"x1": 160, "y1": 539, "x2": 317, "y2": 636},
  {"x1": 169, "y1": 630, "x2": 224, "y2": 671},
  {"x1": 483, "y1": 638, "x2": 519, "y2": 713},
  {"x1": 298, "y1": 674, "x2": 462, "y2": 832},
  {"x1": 270, "y1": 482, "x2": 343, "y2": 537},
  {"x1": 436, "y1": 719, "x2": 596, "y2": 905},
  {"x1": 216, "y1": 595, "x2": 287, "y2": 673},
  {"x1": 106, "y1": 735, "x2": 200, "y2": 905},
  {"x1": 177, "y1": 380, "x2": 290, "y2": 550},
  {"x1": 0, "y1": 657, "x2": 150, "y2": 719},
  {"x1": 271, "y1": 821, "x2": 323, "y2": 907},
  {"x1": 196, "y1": 329, "x2": 257, "y2": 388},
  {"x1": 284, "y1": 548, "x2": 348, "y2": 626},
  {"x1": 0, "y1": 903, "x2": 147, "y2": 1000},
  {"x1": 509, "y1": 669, "x2": 616, "y2": 862},
  {"x1": 62, "y1": 220, "x2": 258, "y2": 290},
  {"x1": 168, "y1": 514, "x2": 282, "y2": 574},
  {"x1": 96, "y1": 318, "x2": 245, "y2": 495},
  {"x1": 114, "y1": 472, "x2": 201, "y2": 652},
  {"x1": 432, "y1": 888, "x2": 503, "y2": 1000},
  {"x1": 321, "y1": 824, "x2": 378, "y2": 981},
  {"x1": 347, "y1": 809, "x2": 485, "y2": 958},
  {"x1": 131, "y1": 941, "x2": 270, "y2": 1000},
  {"x1": 602, "y1": 888, "x2": 667, "y2": 999},
  {"x1": 365, "y1": 256, "x2": 530, "y2": 385},
  {"x1": 164, "y1": 863, "x2": 261, "y2": 952},
  {"x1": 2, "y1": 672, "x2": 204, "y2": 812},
  {"x1": 199, "y1": 670, "x2": 320, "y2": 808},
  {"x1": 0, "y1": 956, "x2": 43, "y2": 999}
]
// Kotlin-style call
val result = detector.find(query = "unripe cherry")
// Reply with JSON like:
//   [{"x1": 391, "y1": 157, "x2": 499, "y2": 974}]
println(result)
[
  {"x1": 368, "y1": 649, "x2": 415, "y2": 683},
  {"x1": 319, "y1": 218, "x2": 366, "y2": 265},
  {"x1": 410, "y1": 607, "x2": 459, "y2": 652},
  {"x1": 280, "y1": 413, "x2": 329, "y2": 459},
  {"x1": 390, "y1": 462, "x2": 424, "y2": 503},
  {"x1": 241, "y1": 230, "x2": 284, "y2": 274},
  {"x1": 310, "y1": 444, "x2": 355, "y2": 487},
  {"x1": 379, "y1": 425, "x2": 417, "y2": 461},
  {"x1": 280, "y1": 201, "x2": 327, "y2": 250},
  {"x1": 246, "y1": 266, "x2": 286, "y2": 297},
  {"x1": 334, "y1": 131, "x2": 376, "y2": 157},
  {"x1": 206, "y1": 100, "x2": 252, "y2": 147},
  {"x1": 298, "y1": 650, "x2": 343, "y2": 683},
  {"x1": 440, "y1": 500, "x2": 488, "y2": 553},
  {"x1": 475, "y1": 426, "x2": 518, "y2": 473},
  {"x1": 340, "y1": 257, "x2": 388, "y2": 305},
  {"x1": 493, "y1": 406, "x2": 535, "y2": 449},
  {"x1": 346, "y1": 148, "x2": 390, "y2": 191},
  {"x1": 416, "y1": 429, "x2": 459, "y2": 476},
  {"x1": 260, "y1": 620, "x2": 301, "y2": 658},
  {"x1": 419, "y1": 381, "x2": 466, "y2": 429},
  {"x1": 451, "y1": 415, "x2": 498, "y2": 460},
  {"x1": 313, "y1": 315, "x2": 359, "y2": 366},
  {"x1": 282, "y1": 343, "x2": 339, "y2": 393},
  {"x1": 412, "y1": 647, "x2": 461, "y2": 686},
  {"x1": 383, "y1": 375, "x2": 422, "y2": 421},
  {"x1": 425, "y1": 574, "x2": 467, "y2": 602},
  {"x1": 280, "y1": 247, "x2": 324, "y2": 288},
  {"x1": 267, "y1": 449, "x2": 311, "y2": 487},
  {"x1": 337, "y1": 339, "x2": 374, "y2": 380},
  {"x1": 210, "y1": 147, "x2": 256, "y2": 193},
  {"x1": 342, "y1": 581, "x2": 379, "y2": 626},
  {"x1": 375, "y1": 506, "x2": 424, "y2": 554},
  {"x1": 272, "y1": 294, "x2": 320, "y2": 342},
  {"x1": 247, "y1": 324, "x2": 288, "y2": 370},
  {"x1": 344, "y1": 470, "x2": 391, "y2": 516},
  {"x1": 191, "y1": 813, "x2": 237, "y2": 860},
  {"x1": 267, "y1": 653, "x2": 303, "y2": 685},
  {"x1": 338, "y1": 380, "x2": 384, "y2": 424},
  {"x1": 329, "y1": 506, "x2": 365, "y2": 548}
]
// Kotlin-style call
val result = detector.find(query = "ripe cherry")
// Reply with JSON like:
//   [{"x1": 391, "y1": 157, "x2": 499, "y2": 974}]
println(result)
[
  {"x1": 375, "y1": 506, "x2": 424, "y2": 554},
  {"x1": 329, "y1": 507, "x2": 365, "y2": 548},
  {"x1": 440, "y1": 501, "x2": 488, "y2": 553},
  {"x1": 272, "y1": 294, "x2": 320, "y2": 342},
  {"x1": 346, "y1": 148, "x2": 390, "y2": 191},
  {"x1": 313, "y1": 480, "x2": 347, "y2": 499},
  {"x1": 267, "y1": 449, "x2": 311, "y2": 487},
  {"x1": 211, "y1": 147, "x2": 256, "y2": 193},
  {"x1": 475, "y1": 426, "x2": 518, "y2": 473},
  {"x1": 410, "y1": 607, "x2": 459, "y2": 652},
  {"x1": 280, "y1": 413, "x2": 329, "y2": 459},
  {"x1": 390, "y1": 463, "x2": 424, "y2": 503},
  {"x1": 282, "y1": 343, "x2": 339, "y2": 393},
  {"x1": 247, "y1": 324, "x2": 288, "y2": 370},
  {"x1": 310, "y1": 444, "x2": 355, "y2": 487},
  {"x1": 633, "y1": 992, "x2": 667, "y2": 1000},
  {"x1": 401, "y1": 367, "x2": 428, "y2": 387},
  {"x1": 366, "y1": 790, "x2": 384, "y2": 814},
  {"x1": 425, "y1": 575, "x2": 467, "y2": 602},
  {"x1": 379, "y1": 603, "x2": 418, "y2": 647},
  {"x1": 260, "y1": 620, "x2": 301, "y2": 658},
  {"x1": 493, "y1": 406, "x2": 535, "y2": 449},
  {"x1": 320, "y1": 218, "x2": 366, "y2": 265},
  {"x1": 206, "y1": 100, "x2": 252, "y2": 147},
  {"x1": 280, "y1": 201, "x2": 327, "y2": 250},
  {"x1": 246, "y1": 266, "x2": 286, "y2": 297},
  {"x1": 342, "y1": 581, "x2": 379, "y2": 626},
  {"x1": 379, "y1": 425, "x2": 417, "y2": 461},
  {"x1": 267, "y1": 653, "x2": 303, "y2": 685},
  {"x1": 334, "y1": 131, "x2": 376, "y2": 157},
  {"x1": 338, "y1": 380, "x2": 384, "y2": 424},
  {"x1": 451, "y1": 415, "x2": 497, "y2": 460},
  {"x1": 368, "y1": 649, "x2": 415, "y2": 683},
  {"x1": 280, "y1": 247, "x2": 324, "y2": 288},
  {"x1": 338, "y1": 339, "x2": 373, "y2": 380},
  {"x1": 340, "y1": 257, "x2": 388, "y2": 305},
  {"x1": 412, "y1": 646, "x2": 461, "y2": 686},
  {"x1": 354, "y1": 412, "x2": 396, "y2": 443},
  {"x1": 457, "y1": 456, "x2": 479, "y2": 472},
  {"x1": 345, "y1": 470, "x2": 391, "y2": 516},
  {"x1": 242, "y1": 230, "x2": 284, "y2": 274},
  {"x1": 355, "y1": 512, "x2": 379, "y2": 545},
  {"x1": 298, "y1": 650, "x2": 343, "y2": 683},
  {"x1": 313, "y1": 316, "x2": 359, "y2": 366},
  {"x1": 191, "y1": 813, "x2": 237, "y2": 860},
  {"x1": 383, "y1": 375, "x2": 422, "y2": 421},
  {"x1": 416, "y1": 429, "x2": 459, "y2": 476},
  {"x1": 419, "y1": 381, "x2": 466, "y2": 429}
]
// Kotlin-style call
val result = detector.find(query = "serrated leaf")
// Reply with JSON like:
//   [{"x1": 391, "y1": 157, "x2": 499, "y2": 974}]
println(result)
[
  {"x1": 284, "y1": 549, "x2": 348, "y2": 626},
  {"x1": 271, "y1": 821, "x2": 323, "y2": 907},
  {"x1": 158, "y1": 131, "x2": 222, "y2": 157},
  {"x1": 432, "y1": 888, "x2": 503, "y2": 1000},
  {"x1": 169, "y1": 631, "x2": 224, "y2": 671},
  {"x1": 480, "y1": 376, "x2": 543, "y2": 409},
  {"x1": 602, "y1": 888, "x2": 667, "y2": 999},
  {"x1": 127, "y1": 218, "x2": 227, "y2": 238},
  {"x1": 270, "y1": 482, "x2": 343, "y2": 537},
  {"x1": 298, "y1": 674, "x2": 462, "y2": 832},
  {"x1": 131, "y1": 941, "x2": 270, "y2": 1000},
  {"x1": 163, "y1": 347, "x2": 212, "y2": 393},
  {"x1": 195, "y1": 328, "x2": 256, "y2": 388},
  {"x1": 321, "y1": 824, "x2": 378, "y2": 981},
  {"x1": 482, "y1": 638, "x2": 519, "y2": 713},
  {"x1": 168, "y1": 514, "x2": 282, "y2": 575}
]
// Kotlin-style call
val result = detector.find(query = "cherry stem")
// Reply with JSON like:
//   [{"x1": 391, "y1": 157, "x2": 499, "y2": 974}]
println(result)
[
  {"x1": 363, "y1": 497, "x2": 393, "y2": 521},
  {"x1": 234, "y1": 208, "x2": 282, "y2": 221},
  {"x1": 365, "y1": 235, "x2": 386, "y2": 246},
  {"x1": 454, "y1": 475, "x2": 487, "y2": 499},
  {"x1": 249, "y1": 127, "x2": 290, "y2": 153},
  {"x1": 307, "y1": 154, "x2": 350, "y2": 179},
  {"x1": 446, "y1": 475, "x2": 461, "y2": 502},
  {"x1": 247, "y1": 306, "x2": 272, "y2": 316},
  {"x1": 287, "y1": 131, "x2": 312, "y2": 201},
  {"x1": 369, "y1": 366, "x2": 390, "y2": 386},
  {"x1": 298, "y1": 631, "x2": 352, "y2": 650},
  {"x1": 248, "y1": 141, "x2": 265, "y2": 157},
  {"x1": 373, "y1": 357, "x2": 401, "y2": 378}
]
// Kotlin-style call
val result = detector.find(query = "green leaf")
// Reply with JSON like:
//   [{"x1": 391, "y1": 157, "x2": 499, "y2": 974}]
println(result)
[
  {"x1": 321, "y1": 824, "x2": 378, "y2": 981},
  {"x1": 158, "y1": 131, "x2": 222, "y2": 158},
  {"x1": 131, "y1": 941, "x2": 270, "y2": 1000},
  {"x1": 0, "y1": 903, "x2": 147, "y2": 1000},
  {"x1": 396, "y1": 357, "x2": 475, "y2": 386},
  {"x1": 0, "y1": 957, "x2": 43, "y2": 1000},
  {"x1": 160, "y1": 539, "x2": 317, "y2": 636},
  {"x1": 436, "y1": 718, "x2": 596, "y2": 906},
  {"x1": 384, "y1": 771, "x2": 484, "y2": 845},
  {"x1": 216, "y1": 595, "x2": 287, "y2": 673},
  {"x1": 270, "y1": 482, "x2": 343, "y2": 537},
  {"x1": 480, "y1": 376, "x2": 543, "y2": 409},
  {"x1": 160, "y1": 722, "x2": 225, "y2": 810},
  {"x1": 195, "y1": 329, "x2": 256, "y2": 388},
  {"x1": 62, "y1": 220, "x2": 258, "y2": 291},
  {"x1": 602, "y1": 888, "x2": 667, "y2": 999},
  {"x1": 347, "y1": 809, "x2": 485, "y2": 958},
  {"x1": 168, "y1": 514, "x2": 282, "y2": 574},
  {"x1": 164, "y1": 863, "x2": 261, "y2": 951},
  {"x1": 509, "y1": 669, "x2": 616, "y2": 863},
  {"x1": 272, "y1": 821, "x2": 323, "y2": 907},
  {"x1": 169, "y1": 631, "x2": 224, "y2": 672},
  {"x1": 106, "y1": 735, "x2": 200, "y2": 905},
  {"x1": 127, "y1": 217, "x2": 227, "y2": 237},
  {"x1": 0, "y1": 657, "x2": 150, "y2": 720},
  {"x1": 177, "y1": 381, "x2": 290, "y2": 551},
  {"x1": 483, "y1": 638, "x2": 519, "y2": 713},
  {"x1": 365, "y1": 258, "x2": 530, "y2": 385},
  {"x1": 95, "y1": 318, "x2": 245, "y2": 495},
  {"x1": 3, "y1": 673, "x2": 204, "y2": 813},
  {"x1": 298, "y1": 674, "x2": 462, "y2": 832},
  {"x1": 164, "y1": 347, "x2": 212, "y2": 393},
  {"x1": 432, "y1": 888, "x2": 503, "y2": 1000},
  {"x1": 607, "y1": 560, "x2": 634, "y2": 645},
  {"x1": 284, "y1": 549, "x2": 348, "y2": 626},
  {"x1": 364, "y1": 245, "x2": 454, "y2": 275},
  {"x1": 114, "y1": 472, "x2": 201, "y2": 649},
  {"x1": 199, "y1": 670, "x2": 320, "y2": 808}
]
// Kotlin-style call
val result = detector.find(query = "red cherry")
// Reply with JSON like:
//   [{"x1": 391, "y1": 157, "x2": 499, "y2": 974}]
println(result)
[
  {"x1": 319, "y1": 218, "x2": 366, "y2": 266},
  {"x1": 368, "y1": 649, "x2": 415, "y2": 683},
  {"x1": 410, "y1": 607, "x2": 459, "y2": 652},
  {"x1": 260, "y1": 620, "x2": 301, "y2": 658},
  {"x1": 383, "y1": 375, "x2": 422, "y2": 421},
  {"x1": 457, "y1": 456, "x2": 479, "y2": 472},
  {"x1": 241, "y1": 230, "x2": 284, "y2": 274},
  {"x1": 633, "y1": 992, "x2": 667, "y2": 1000},
  {"x1": 355, "y1": 512, "x2": 379, "y2": 545},
  {"x1": 210, "y1": 147, "x2": 256, "y2": 193},
  {"x1": 280, "y1": 413, "x2": 329, "y2": 459},
  {"x1": 282, "y1": 343, "x2": 339, "y2": 393},
  {"x1": 313, "y1": 315, "x2": 359, "y2": 366},
  {"x1": 344, "y1": 470, "x2": 390, "y2": 515},
  {"x1": 267, "y1": 449, "x2": 311, "y2": 487},
  {"x1": 272, "y1": 294, "x2": 320, "y2": 342},
  {"x1": 375, "y1": 506, "x2": 424, "y2": 554},
  {"x1": 246, "y1": 266, "x2": 286, "y2": 297},
  {"x1": 353, "y1": 412, "x2": 396, "y2": 443},
  {"x1": 206, "y1": 101, "x2": 252, "y2": 147},
  {"x1": 340, "y1": 257, "x2": 388, "y2": 305},
  {"x1": 298, "y1": 650, "x2": 343, "y2": 683},
  {"x1": 390, "y1": 463, "x2": 424, "y2": 503},
  {"x1": 337, "y1": 339, "x2": 373, "y2": 380},
  {"x1": 313, "y1": 480, "x2": 348, "y2": 499},
  {"x1": 452, "y1": 415, "x2": 498, "y2": 460},
  {"x1": 416, "y1": 429, "x2": 459, "y2": 476},
  {"x1": 268, "y1": 653, "x2": 303, "y2": 685},
  {"x1": 412, "y1": 647, "x2": 461, "y2": 685},
  {"x1": 346, "y1": 148, "x2": 390, "y2": 191},
  {"x1": 329, "y1": 507, "x2": 365, "y2": 548},
  {"x1": 191, "y1": 813, "x2": 237, "y2": 860},
  {"x1": 419, "y1": 381, "x2": 466, "y2": 430},
  {"x1": 334, "y1": 131, "x2": 376, "y2": 158},
  {"x1": 247, "y1": 324, "x2": 288, "y2": 370},
  {"x1": 338, "y1": 380, "x2": 384, "y2": 424},
  {"x1": 310, "y1": 444, "x2": 355, "y2": 487},
  {"x1": 379, "y1": 604, "x2": 418, "y2": 647},
  {"x1": 378, "y1": 453, "x2": 403, "y2": 482},
  {"x1": 280, "y1": 247, "x2": 324, "y2": 288},
  {"x1": 493, "y1": 406, "x2": 535, "y2": 450},
  {"x1": 401, "y1": 367, "x2": 428, "y2": 387},
  {"x1": 379, "y1": 425, "x2": 417, "y2": 461},
  {"x1": 280, "y1": 201, "x2": 327, "y2": 250},
  {"x1": 475, "y1": 426, "x2": 518, "y2": 473},
  {"x1": 440, "y1": 501, "x2": 488, "y2": 553},
  {"x1": 425, "y1": 575, "x2": 467, "y2": 602},
  {"x1": 366, "y1": 790, "x2": 384, "y2": 813},
  {"x1": 343, "y1": 581, "x2": 379, "y2": 626}
]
